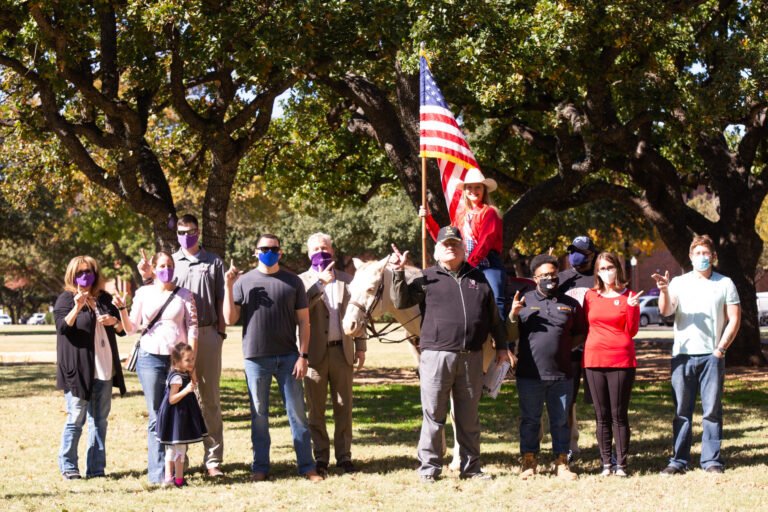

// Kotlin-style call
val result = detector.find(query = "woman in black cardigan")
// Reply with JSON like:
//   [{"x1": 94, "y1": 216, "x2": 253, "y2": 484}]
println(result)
[{"x1": 54, "y1": 256, "x2": 127, "y2": 480}]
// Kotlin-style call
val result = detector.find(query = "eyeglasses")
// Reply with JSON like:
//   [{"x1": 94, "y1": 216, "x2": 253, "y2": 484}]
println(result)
[
  {"x1": 256, "y1": 246, "x2": 281, "y2": 254},
  {"x1": 177, "y1": 229, "x2": 199, "y2": 236},
  {"x1": 597, "y1": 265, "x2": 616, "y2": 271},
  {"x1": 534, "y1": 272, "x2": 557, "y2": 279}
]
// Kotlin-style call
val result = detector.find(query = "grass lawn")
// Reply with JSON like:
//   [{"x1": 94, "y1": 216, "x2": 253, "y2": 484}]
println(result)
[{"x1": 1, "y1": 325, "x2": 767, "y2": 511}]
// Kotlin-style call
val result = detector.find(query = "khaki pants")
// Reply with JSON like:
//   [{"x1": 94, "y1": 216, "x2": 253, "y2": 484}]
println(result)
[
  {"x1": 304, "y1": 345, "x2": 354, "y2": 465},
  {"x1": 195, "y1": 326, "x2": 224, "y2": 468}
]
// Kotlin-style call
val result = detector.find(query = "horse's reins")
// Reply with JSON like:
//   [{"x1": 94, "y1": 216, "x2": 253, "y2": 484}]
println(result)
[{"x1": 348, "y1": 262, "x2": 420, "y2": 345}]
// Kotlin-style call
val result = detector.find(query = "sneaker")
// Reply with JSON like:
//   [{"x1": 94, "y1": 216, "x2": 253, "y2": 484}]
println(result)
[
  {"x1": 554, "y1": 453, "x2": 578, "y2": 480},
  {"x1": 160, "y1": 478, "x2": 174, "y2": 489},
  {"x1": 613, "y1": 466, "x2": 628, "y2": 477},
  {"x1": 62, "y1": 471, "x2": 81, "y2": 480},
  {"x1": 206, "y1": 467, "x2": 225, "y2": 478},
  {"x1": 460, "y1": 471, "x2": 493, "y2": 481},
  {"x1": 660, "y1": 465, "x2": 685, "y2": 476},
  {"x1": 705, "y1": 465, "x2": 724, "y2": 474},
  {"x1": 420, "y1": 474, "x2": 438, "y2": 484},
  {"x1": 173, "y1": 478, "x2": 187, "y2": 488},
  {"x1": 337, "y1": 460, "x2": 358, "y2": 474},
  {"x1": 520, "y1": 453, "x2": 537, "y2": 480},
  {"x1": 600, "y1": 465, "x2": 612, "y2": 477},
  {"x1": 315, "y1": 461, "x2": 329, "y2": 478}
]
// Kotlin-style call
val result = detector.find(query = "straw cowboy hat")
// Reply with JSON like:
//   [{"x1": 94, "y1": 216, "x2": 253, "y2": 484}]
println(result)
[{"x1": 456, "y1": 167, "x2": 497, "y2": 193}]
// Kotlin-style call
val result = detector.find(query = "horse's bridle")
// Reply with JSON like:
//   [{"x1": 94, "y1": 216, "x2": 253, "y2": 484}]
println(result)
[{"x1": 348, "y1": 266, "x2": 420, "y2": 345}]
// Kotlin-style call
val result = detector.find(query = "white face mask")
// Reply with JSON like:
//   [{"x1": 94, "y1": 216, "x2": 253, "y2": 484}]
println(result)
[{"x1": 598, "y1": 269, "x2": 617, "y2": 285}]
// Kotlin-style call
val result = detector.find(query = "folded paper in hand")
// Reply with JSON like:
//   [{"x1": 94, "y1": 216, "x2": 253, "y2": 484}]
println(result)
[{"x1": 482, "y1": 359, "x2": 510, "y2": 399}]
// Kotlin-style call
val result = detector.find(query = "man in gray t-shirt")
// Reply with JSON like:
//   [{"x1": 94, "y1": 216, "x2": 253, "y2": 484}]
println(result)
[
  {"x1": 223, "y1": 233, "x2": 322, "y2": 482},
  {"x1": 234, "y1": 268, "x2": 308, "y2": 358}
]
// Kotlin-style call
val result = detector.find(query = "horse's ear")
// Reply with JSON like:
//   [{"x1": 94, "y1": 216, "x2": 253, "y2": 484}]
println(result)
[{"x1": 352, "y1": 257, "x2": 364, "y2": 270}]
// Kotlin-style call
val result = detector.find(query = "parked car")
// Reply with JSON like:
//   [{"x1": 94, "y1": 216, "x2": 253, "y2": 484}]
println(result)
[
  {"x1": 0, "y1": 314, "x2": 12, "y2": 325},
  {"x1": 638, "y1": 296, "x2": 673, "y2": 327},
  {"x1": 27, "y1": 313, "x2": 46, "y2": 325}
]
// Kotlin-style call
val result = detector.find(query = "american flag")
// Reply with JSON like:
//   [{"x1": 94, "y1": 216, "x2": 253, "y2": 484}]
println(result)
[{"x1": 419, "y1": 56, "x2": 480, "y2": 222}]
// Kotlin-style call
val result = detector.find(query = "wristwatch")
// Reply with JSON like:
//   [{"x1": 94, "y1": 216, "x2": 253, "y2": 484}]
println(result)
[
  {"x1": 300, "y1": 352, "x2": 309, "y2": 359},
  {"x1": 715, "y1": 346, "x2": 727, "y2": 355}
]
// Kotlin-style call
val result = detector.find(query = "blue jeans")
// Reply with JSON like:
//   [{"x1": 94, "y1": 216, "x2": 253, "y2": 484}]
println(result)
[
  {"x1": 244, "y1": 352, "x2": 315, "y2": 475},
  {"x1": 669, "y1": 354, "x2": 725, "y2": 470},
  {"x1": 136, "y1": 349, "x2": 170, "y2": 483},
  {"x1": 517, "y1": 377, "x2": 572, "y2": 455},
  {"x1": 58, "y1": 379, "x2": 112, "y2": 477},
  {"x1": 478, "y1": 251, "x2": 506, "y2": 321}
]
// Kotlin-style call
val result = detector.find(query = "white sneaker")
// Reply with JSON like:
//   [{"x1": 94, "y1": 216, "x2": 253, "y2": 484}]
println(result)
[
  {"x1": 600, "y1": 465, "x2": 612, "y2": 477},
  {"x1": 613, "y1": 466, "x2": 628, "y2": 477}
]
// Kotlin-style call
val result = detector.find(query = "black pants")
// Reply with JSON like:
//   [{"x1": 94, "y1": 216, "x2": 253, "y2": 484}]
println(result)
[{"x1": 584, "y1": 367, "x2": 636, "y2": 467}]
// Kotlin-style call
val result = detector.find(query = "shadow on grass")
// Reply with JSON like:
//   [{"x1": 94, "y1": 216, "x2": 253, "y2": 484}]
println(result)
[{"x1": 0, "y1": 364, "x2": 54, "y2": 397}]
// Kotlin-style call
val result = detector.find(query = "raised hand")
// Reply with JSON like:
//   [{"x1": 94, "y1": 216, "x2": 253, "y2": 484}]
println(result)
[
  {"x1": 74, "y1": 285, "x2": 90, "y2": 311},
  {"x1": 112, "y1": 290, "x2": 127, "y2": 310},
  {"x1": 418, "y1": 205, "x2": 428, "y2": 218},
  {"x1": 225, "y1": 258, "x2": 240, "y2": 286},
  {"x1": 317, "y1": 261, "x2": 336, "y2": 285},
  {"x1": 137, "y1": 248, "x2": 152, "y2": 280},
  {"x1": 627, "y1": 290, "x2": 644, "y2": 307},
  {"x1": 388, "y1": 243, "x2": 409, "y2": 271},
  {"x1": 651, "y1": 270, "x2": 670, "y2": 291},
  {"x1": 510, "y1": 290, "x2": 526, "y2": 318}
]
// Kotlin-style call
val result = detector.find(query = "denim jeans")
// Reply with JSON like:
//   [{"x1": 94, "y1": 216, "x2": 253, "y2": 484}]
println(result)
[
  {"x1": 58, "y1": 379, "x2": 112, "y2": 477},
  {"x1": 478, "y1": 251, "x2": 506, "y2": 321},
  {"x1": 669, "y1": 354, "x2": 725, "y2": 470},
  {"x1": 517, "y1": 377, "x2": 572, "y2": 455},
  {"x1": 136, "y1": 349, "x2": 170, "y2": 483},
  {"x1": 244, "y1": 352, "x2": 315, "y2": 475}
]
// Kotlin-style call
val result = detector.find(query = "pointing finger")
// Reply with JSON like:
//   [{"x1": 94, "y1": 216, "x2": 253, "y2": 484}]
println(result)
[
  {"x1": 520, "y1": 296, "x2": 525, "y2": 304},
  {"x1": 140, "y1": 248, "x2": 148, "y2": 261},
  {"x1": 324, "y1": 261, "x2": 336, "y2": 272},
  {"x1": 513, "y1": 290, "x2": 520, "y2": 302}
]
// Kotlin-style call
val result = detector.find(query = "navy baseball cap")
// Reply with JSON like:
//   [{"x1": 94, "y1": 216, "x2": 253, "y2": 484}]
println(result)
[{"x1": 567, "y1": 236, "x2": 596, "y2": 254}]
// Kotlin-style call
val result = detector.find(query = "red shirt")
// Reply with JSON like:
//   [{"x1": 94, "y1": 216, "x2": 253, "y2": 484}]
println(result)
[
  {"x1": 425, "y1": 204, "x2": 503, "y2": 267},
  {"x1": 582, "y1": 288, "x2": 639, "y2": 368}
]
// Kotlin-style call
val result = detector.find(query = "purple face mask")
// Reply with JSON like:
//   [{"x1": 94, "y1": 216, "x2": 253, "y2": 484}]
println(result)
[
  {"x1": 178, "y1": 233, "x2": 199, "y2": 250},
  {"x1": 310, "y1": 251, "x2": 334, "y2": 272},
  {"x1": 156, "y1": 267, "x2": 175, "y2": 283},
  {"x1": 74, "y1": 271, "x2": 95, "y2": 288}
]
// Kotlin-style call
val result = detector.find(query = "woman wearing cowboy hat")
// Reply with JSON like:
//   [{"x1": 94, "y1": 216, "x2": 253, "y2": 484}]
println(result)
[{"x1": 421, "y1": 167, "x2": 505, "y2": 319}]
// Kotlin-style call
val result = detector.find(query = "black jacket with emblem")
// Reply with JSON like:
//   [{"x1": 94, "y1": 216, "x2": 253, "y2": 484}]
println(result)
[{"x1": 391, "y1": 262, "x2": 507, "y2": 352}]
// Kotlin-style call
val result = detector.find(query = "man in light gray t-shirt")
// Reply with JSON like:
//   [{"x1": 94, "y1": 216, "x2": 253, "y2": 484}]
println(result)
[{"x1": 653, "y1": 235, "x2": 741, "y2": 476}]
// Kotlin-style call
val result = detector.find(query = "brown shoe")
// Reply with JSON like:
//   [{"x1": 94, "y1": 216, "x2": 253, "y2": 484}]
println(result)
[
  {"x1": 250, "y1": 471, "x2": 268, "y2": 482},
  {"x1": 554, "y1": 453, "x2": 578, "y2": 480},
  {"x1": 305, "y1": 470, "x2": 324, "y2": 482},
  {"x1": 207, "y1": 467, "x2": 224, "y2": 478},
  {"x1": 520, "y1": 453, "x2": 537, "y2": 480}
]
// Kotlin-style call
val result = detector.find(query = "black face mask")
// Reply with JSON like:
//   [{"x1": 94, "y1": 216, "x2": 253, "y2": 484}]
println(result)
[{"x1": 538, "y1": 277, "x2": 559, "y2": 296}]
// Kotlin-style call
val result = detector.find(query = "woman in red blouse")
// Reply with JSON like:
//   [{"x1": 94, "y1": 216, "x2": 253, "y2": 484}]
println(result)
[
  {"x1": 421, "y1": 168, "x2": 505, "y2": 319},
  {"x1": 583, "y1": 252, "x2": 642, "y2": 477}
]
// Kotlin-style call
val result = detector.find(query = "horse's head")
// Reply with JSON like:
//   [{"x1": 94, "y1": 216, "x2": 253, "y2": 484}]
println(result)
[{"x1": 343, "y1": 256, "x2": 389, "y2": 337}]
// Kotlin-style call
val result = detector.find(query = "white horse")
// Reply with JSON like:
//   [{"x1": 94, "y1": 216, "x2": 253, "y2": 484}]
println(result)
[{"x1": 342, "y1": 256, "x2": 497, "y2": 471}]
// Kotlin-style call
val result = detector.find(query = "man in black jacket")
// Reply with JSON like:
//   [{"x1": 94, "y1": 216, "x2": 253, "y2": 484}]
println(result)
[{"x1": 389, "y1": 226, "x2": 510, "y2": 483}]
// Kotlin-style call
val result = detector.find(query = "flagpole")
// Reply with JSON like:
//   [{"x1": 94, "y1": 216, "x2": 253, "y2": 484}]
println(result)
[
  {"x1": 420, "y1": 42, "x2": 428, "y2": 269},
  {"x1": 422, "y1": 156, "x2": 427, "y2": 269}
]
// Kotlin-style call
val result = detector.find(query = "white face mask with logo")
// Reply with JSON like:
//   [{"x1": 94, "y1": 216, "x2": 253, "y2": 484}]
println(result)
[
  {"x1": 598, "y1": 269, "x2": 617, "y2": 285},
  {"x1": 692, "y1": 255, "x2": 711, "y2": 272}
]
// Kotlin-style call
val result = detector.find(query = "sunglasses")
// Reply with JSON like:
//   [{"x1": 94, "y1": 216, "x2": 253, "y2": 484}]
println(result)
[
  {"x1": 75, "y1": 269, "x2": 93, "y2": 277},
  {"x1": 177, "y1": 229, "x2": 199, "y2": 236},
  {"x1": 256, "y1": 246, "x2": 281, "y2": 254}
]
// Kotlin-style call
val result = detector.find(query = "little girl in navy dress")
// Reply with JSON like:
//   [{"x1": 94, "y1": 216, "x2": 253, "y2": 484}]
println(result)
[{"x1": 156, "y1": 342, "x2": 207, "y2": 487}]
